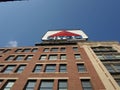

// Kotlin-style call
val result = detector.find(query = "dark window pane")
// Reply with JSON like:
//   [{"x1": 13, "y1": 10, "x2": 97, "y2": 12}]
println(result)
[
  {"x1": 45, "y1": 65, "x2": 56, "y2": 73},
  {"x1": 73, "y1": 47, "x2": 78, "y2": 52},
  {"x1": 81, "y1": 79, "x2": 93, "y2": 90},
  {"x1": 60, "y1": 48, "x2": 66, "y2": 52},
  {"x1": 115, "y1": 79, "x2": 120, "y2": 86},
  {"x1": 58, "y1": 80, "x2": 67, "y2": 90},
  {"x1": 32, "y1": 48, "x2": 38, "y2": 52},
  {"x1": 3, "y1": 80, "x2": 15, "y2": 90},
  {"x1": 43, "y1": 48, "x2": 49, "y2": 52},
  {"x1": 23, "y1": 49, "x2": 31, "y2": 52},
  {"x1": 15, "y1": 55, "x2": 25, "y2": 61},
  {"x1": 33, "y1": 65, "x2": 42, "y2": 73},
  {"x1": 39, "y1": 80, "x2": 54, "y2": 90},
  {"x1": 77, "y1": 64, "x2": 86, "y2": 72},
  {"x1": 25, "y1": 55, "x2": 33, "y2": 61},
  {"x1": 51, "y1": 48, "x2": 58, "y2": 52},
  {"x1": 5, "y1": 55, "x2": 15, "y2": 61},
  {"x1": 25, "y1": 80, "x2": 36, "y2": 90},
  {"x1": 60, "y1": 54, "x2": 66, "y2": 60},
  {"x1": 40, "y1": 55, "x2": 47, "y2": 60},
  {"x1": 104, "y1": 64, "x2": 115, "y2": 73},
  {"x1": 59, "y1": 64, "x2": 67, "y2": 72},
  {"x1": 3, "y1": 65, "x2": 16, "y2": 73},
  {"x1": 75, "y1": 54, "x2": 81, "y2": 60},
  {"x1": 15, "y1": 49, "x2": 22, "y2": 53},
  {"x1": 16, "y1": 65, "x2": 26, "y2": 73},
  {"x1": 49, "y1": 55, "x2": 57, "y2": 60}
]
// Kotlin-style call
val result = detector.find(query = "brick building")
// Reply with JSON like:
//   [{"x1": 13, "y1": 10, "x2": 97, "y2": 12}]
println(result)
[{"x1": 0, "y1": 30, "x2": 120, "y2": 90}]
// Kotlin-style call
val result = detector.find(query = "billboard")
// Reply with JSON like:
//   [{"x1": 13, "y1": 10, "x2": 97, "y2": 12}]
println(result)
[{"x1": 42, "y1": 30, "x2": 88, "y2": 41}]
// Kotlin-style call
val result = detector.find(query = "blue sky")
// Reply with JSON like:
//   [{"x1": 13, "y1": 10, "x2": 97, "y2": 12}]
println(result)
[{"x1": 0, "y1": 0, "x2": 120, "y2": 47}]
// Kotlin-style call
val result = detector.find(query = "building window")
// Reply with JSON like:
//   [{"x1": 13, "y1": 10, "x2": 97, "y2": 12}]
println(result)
[
  {"x1": 0, "y1": 80, "x2": 3, "y2": 85},
  {"x1": 40, "y1": 55, "x2": 47, "y2": 60},
  {"x1": 22, "y1": 48, "x2": 31, "y2": 52},
  {"x1": 114, "y1": 64, "x2": 120, "y2": 72},
  {"x1": 74, "y1": 54, "x2": 81, "y2": 60},
  {"x1": 2, "y1": 80, "x2": 15, "y2": 90},
  {"x1": 97, "y1": 55, "x2": 104, "y2": 60},
  {"x1": 60, "y1": 54, "x2": 66, "y2": 60},
  {"x1": 45, "y1": 65, "x2": 56, "y2": 73},
  {"x1": 115, "y1": 55, "x2": 120, "y2": 59},
  {"x1": 59, "y1": 64, "x2": 67, "y2": 72},
  {"x1": 3, "y1": 65, "x2": 16, "y2": 73},
  {"x1": 92, "y1": 46, "x2": 117, "y2": 52},
  {"x1": 3, "y1": 49, "x2": 11, "y2": 53},
  {"x1": 58, "y1": 80, "x2": 67, "y2": 90},
  {"x1": 24, "y1": 80, "x2": 36, "y2": 90},
  {"x1": 77, "y1": 64, "x2": 86, "y2": 72},
  {"x1": 104, "y1": 63, "x2": 120, "y2": 73},
  {"x1": 15, "y1": 65, "x2": 26, "y2": 73},
  {"x1": 25, "y1": 55, "x2": 33, "y2": 61},
  {"x1": 0, "y1": 49, "x2": 10, "y2": 53},
  {"x1": 97, "y1": 54, "x2": 120, "y2": 61},
  {"x1": 51, "y1": 48, "x2": 58, "y2": 52},
  {"x1": 60, "y1": 47, "x2": 66, "y2": 52},
  {"x1": 104, "y1": 64, "x2": 115, "y2": 73},
  {"x1": 49, "y1": 55, "x2": 57, "y2": 60},
  {"x1": 32, "y1": 48, "x2": 38, "y2": 52},
  {"x1": 15, "y1": 55, "x2": 25, "y2": 61},
  {"x1": 39, "y1": 80, "x2": 54, "y2": 90},
  {"x1": 104, "y1": 54, "x2": 115, "y2": 60},
  {"x1": 5, "y1": 55, "x2": 15, "y2": 61},
  {"x1": 33, "y1": 64, "x2": 42, "y2": 73},
  {"x1": 73, "y1": 47, "x2": 78, "y2": 52},
  {"x1": 0, "y1": 65, "x2": 4, "y2": 71},
  {"x1": 15, "y1": 49, "x2": 22, "y2": 53},
  {"x1": 0, "y1": 49, "x2": 4, "y2": 53},
  {"x1": 43, "y1": 48, "x2": 49, "y2": 52},
  {"x1": 115, "y1": 79, "x2": 120, "y2": 86},
  {"x1": 81, "y1": 79, "x2": 93, "y2": 90}
]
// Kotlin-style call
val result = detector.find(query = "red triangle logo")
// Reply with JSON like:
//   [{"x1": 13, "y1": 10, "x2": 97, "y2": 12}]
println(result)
[{"x1": 50, "y1": 31, "x2": 80, "y2": 37}]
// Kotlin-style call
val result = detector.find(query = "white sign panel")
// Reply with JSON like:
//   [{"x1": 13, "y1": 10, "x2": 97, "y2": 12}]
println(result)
[{"x1": 42, "y1": 30, "x2": 88, "y2": 41}]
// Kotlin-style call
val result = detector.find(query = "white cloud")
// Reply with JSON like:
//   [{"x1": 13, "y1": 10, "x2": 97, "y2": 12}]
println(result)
[{"x1": 7, "y1": 41, "x2": 18, "y2": 47}]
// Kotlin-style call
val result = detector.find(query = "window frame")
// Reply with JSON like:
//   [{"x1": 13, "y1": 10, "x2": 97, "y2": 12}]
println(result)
[{"x1": 24, "y1": 80, "x2": 36, "y2": 90}]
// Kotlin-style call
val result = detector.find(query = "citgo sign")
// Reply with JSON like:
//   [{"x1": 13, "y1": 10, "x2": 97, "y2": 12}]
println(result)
[{"x1": 42, "y1": 30, "x2": 88, "y2": 41}]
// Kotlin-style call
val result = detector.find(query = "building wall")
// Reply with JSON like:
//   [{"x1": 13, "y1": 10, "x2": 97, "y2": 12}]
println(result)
[
  {"x1": 79, "y1": 41, "x2": 120, "y2": 90},
  {"x1": 0, "y1": 41, "x2": 119, "y2": 90}
]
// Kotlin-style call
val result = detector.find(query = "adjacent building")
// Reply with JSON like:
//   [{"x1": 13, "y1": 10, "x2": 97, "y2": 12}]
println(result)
[{"x1": 0, "y1": 30, "x2": 120, "y2": 90}]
